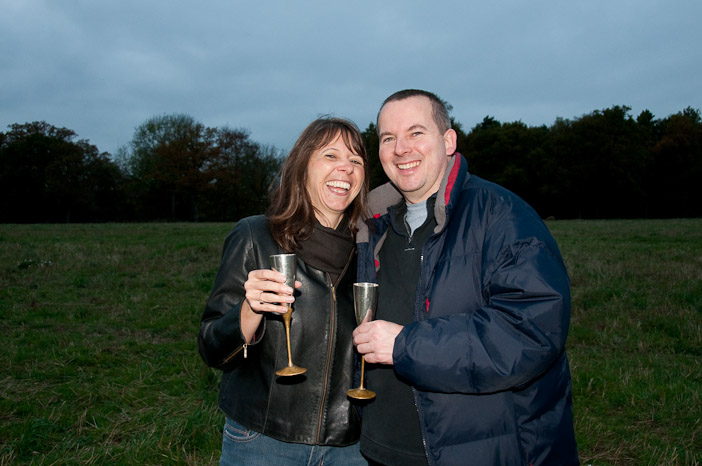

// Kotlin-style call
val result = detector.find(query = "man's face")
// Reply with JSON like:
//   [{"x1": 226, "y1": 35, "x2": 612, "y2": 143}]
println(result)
[{"x1": 377, "y1": 96, "x2": 456, "y2": 204}]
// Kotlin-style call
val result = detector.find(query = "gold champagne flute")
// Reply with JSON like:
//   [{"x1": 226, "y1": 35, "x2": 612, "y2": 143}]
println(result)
[
  {"x1": 347, "y1": 282, "x2": 378, "y2": 399},
  {"x1": 270, "y1": 254, "x2": 307, "y2": 377}
]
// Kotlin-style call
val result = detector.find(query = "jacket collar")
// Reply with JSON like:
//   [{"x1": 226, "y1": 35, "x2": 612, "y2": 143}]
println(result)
[{"x1": 357, "y1": 153, "x2": 468, "y2": 243}]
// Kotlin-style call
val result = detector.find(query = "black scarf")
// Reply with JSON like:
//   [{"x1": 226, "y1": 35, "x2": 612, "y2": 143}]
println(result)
[{"x1": 294, "y1": 218, "x2": 354, "y2": 283}]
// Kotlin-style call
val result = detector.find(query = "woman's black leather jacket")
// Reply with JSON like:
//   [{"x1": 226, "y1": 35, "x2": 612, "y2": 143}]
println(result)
[{"x1": 198, "y1": 215, "x2": 360, "y2": 446}]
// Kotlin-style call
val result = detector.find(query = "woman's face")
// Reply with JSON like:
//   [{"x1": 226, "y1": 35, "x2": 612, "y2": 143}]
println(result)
[{"x1": 306, "y1": 134, "x2": 365, "y2": 229}]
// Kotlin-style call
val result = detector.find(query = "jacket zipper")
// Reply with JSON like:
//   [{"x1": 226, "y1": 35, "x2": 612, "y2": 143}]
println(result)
[
  {"x1": 414, "y1": 252, "x2": 432, "y2": 465},
  {"x1": 315, "y1": 252, "x2": 353, "y2": 442},
  {"x1": 221, "y1": 326, "x2": 250, "y2": 364},
  {"x1": 415, "y1": 254, "x2": 424, "y2": 321},
  {"x1": 404, "y1": 217, "x2": 415, "y2": 252},
  {"x1": 412, "y1": 388, "x2": 431, "y2": 465},
  {"x1": 222, "y1": 343, "x2": 244, "y2": 364},
  {"x1": 315, "y1": 277, "x2": 336, "y2": 442}
]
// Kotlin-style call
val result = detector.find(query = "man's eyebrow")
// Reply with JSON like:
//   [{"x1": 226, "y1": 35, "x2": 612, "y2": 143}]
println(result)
[{"x1": 379, "y1": 124, "x2": 429, "y2": 139}]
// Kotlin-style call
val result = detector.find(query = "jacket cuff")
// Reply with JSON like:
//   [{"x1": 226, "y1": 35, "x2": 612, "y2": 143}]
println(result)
[{"x1": 248, "y1": 317, "x2": 267, "y2": 345}]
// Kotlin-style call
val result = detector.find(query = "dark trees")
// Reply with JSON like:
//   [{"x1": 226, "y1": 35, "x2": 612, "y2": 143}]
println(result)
[
  {"x1": 200, "y1": 127, "x2": 282, "y2": 221},
  {"x1": 464, "y1": 117, "x2": 551, "y2": 215},
  {"x1": 458, "y1": 106, "x2": 702, "y2": 219},
  {"x1": 647, "y1": 107, "x2": 702, "y2": 218},
  {"x1": 117, "y1": 114, "x2": 213, "y2": 221},
  {"x1": 361, "y1": 122, "x2": 387, "y2": 189},
  {"x1": 0, "y1": 122, "x2": 122, "y2": 222},
  {"x1": 2, "y1": 103, "x2": 700, "y2": 223},
  {"x1": 117, "y1": 114, "x2": 282, "y2": 221}
]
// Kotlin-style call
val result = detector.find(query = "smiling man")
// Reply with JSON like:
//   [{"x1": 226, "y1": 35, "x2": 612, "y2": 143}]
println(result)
[
  {"x1": 352, "y1": 89, "x2": 579, "y2": 466},
  {"x1": 375, "y1": 95, "x2": 454, "y2": 204}
]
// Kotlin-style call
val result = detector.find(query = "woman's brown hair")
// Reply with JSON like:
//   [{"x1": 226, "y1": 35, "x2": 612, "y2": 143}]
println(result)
[{"x1": 267, "y1": 116, "x2": 369, "y2": 251}]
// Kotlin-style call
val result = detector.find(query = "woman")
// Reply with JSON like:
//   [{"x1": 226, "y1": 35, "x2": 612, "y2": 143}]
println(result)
[{"x1": 198, "y1": 117, "x2": 370, "y2": 466}]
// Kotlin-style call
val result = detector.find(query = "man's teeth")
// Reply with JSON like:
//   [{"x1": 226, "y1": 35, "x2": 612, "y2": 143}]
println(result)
[
  {"x1": 326, "y1": 181, "x2": 350, "y2": 190},
  {"x1": 398, "y1": 161, "x2": 420, "y2": 170}
]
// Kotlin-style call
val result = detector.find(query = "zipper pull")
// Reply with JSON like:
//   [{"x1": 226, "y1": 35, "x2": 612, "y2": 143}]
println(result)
[{"x1": 243, "y1": 343, "x2": 248, "y2": 358}]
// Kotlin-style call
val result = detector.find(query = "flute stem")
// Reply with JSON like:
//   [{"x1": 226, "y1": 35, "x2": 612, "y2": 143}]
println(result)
[{"x1": 283, "y1": 305, "x2": 293, "y2": 367}]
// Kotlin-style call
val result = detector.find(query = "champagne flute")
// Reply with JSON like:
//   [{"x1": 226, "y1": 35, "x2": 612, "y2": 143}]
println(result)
[
  {"x1": 270, "y1": 254, "x2": 307, "y2": 377},
  {"x1": 347, "y1": 282, "x2": 378, "y2": 399}
]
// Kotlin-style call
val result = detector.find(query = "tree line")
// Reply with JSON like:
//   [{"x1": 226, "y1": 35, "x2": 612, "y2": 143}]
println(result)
[
  {"x1": 1, "y1": 105, "x2": 701, "y2": 223},
  {"x1": 365, "y1": 105, "x2": 702, "y2": 219},
  {"x1": 0, "y1": 115, "x2": 281, "y2": 223}
]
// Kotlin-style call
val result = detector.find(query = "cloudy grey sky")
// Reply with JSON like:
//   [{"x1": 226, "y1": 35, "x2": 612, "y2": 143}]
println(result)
[{"x1": 1, "y1": 0, "x2": 700, "y2": 156}]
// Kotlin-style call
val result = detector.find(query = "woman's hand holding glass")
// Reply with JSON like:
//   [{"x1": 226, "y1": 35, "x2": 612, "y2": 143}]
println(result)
[
  {"x1": 240, "y1": 269, "x2": 300, "y2": 343},
  {"x1": 246, "y1": 268, "x2": 299, "y2": 311}
]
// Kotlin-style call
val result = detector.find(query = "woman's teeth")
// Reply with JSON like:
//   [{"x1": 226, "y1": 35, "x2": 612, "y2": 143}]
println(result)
[{"x1": 326, "y1": 181, "x2": 350, "y2": 190}]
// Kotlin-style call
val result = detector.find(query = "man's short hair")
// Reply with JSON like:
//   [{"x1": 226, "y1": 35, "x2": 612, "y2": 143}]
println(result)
[{"x1": 377, "y1": 89, "x2": 451, "y2": 134}]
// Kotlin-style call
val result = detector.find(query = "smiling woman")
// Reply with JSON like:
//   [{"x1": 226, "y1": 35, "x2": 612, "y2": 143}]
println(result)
[
  {"x1": 197, "y1": 116, "x2": 371, "y2": 466},
  {"x1": 305, "y1": 134, "x2": 365, "y2": 229}
]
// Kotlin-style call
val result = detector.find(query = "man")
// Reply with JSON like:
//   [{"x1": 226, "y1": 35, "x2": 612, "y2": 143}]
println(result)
[{"x1": 353, "y1": 89, "x2": 579, "y2": 465}]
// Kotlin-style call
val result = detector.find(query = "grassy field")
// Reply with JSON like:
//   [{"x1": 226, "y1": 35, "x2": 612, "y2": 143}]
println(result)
[{"x1": 0, "y1": 220, "x2": 700, "y2": 465}]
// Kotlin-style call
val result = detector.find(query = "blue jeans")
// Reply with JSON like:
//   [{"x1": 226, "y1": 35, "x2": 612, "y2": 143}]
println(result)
[{"x1": 220, "y1": 418, "x2": 367, "y2": 466}]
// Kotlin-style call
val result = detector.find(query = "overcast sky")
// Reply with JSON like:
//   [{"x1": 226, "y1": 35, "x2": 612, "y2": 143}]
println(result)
[{"x1": 1, "y1": 0, "x2": 700, "y2": 156}]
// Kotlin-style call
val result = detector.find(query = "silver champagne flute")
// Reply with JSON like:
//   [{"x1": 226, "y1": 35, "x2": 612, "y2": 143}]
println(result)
[
  {"x1": 347, "y1": 282, "x2": 378, "y2": 399},
  {"x1": 270, "y1": 254, "x2": 307, "y2": 377}
]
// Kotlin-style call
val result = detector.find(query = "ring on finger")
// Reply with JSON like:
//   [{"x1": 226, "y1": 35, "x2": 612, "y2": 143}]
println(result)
[{"x1": 258, "y1": 291, "x2": 264, "y2": 305}]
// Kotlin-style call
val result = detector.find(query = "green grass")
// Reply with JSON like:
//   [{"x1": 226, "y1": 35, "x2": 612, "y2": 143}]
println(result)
[
  {"x1": 0, "y1": 223, "x2": 229, "y2": 465},
  {"x1": 0, "y1": 220, "x2": 700, "y2": 465},
  {"x1": 549, "y1": 219, "x2": 701, "y2": 465}
]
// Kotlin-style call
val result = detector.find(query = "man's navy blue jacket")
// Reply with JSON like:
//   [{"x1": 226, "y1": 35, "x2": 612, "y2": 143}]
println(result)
[{"x1": 356, "y1": 153, "x2": 579, "y2": 465}]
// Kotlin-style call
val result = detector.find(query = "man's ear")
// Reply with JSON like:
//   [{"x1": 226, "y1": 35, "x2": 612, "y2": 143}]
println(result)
[{"x1": 444, "y1": 128, "x2": 457, "y2": 155}]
